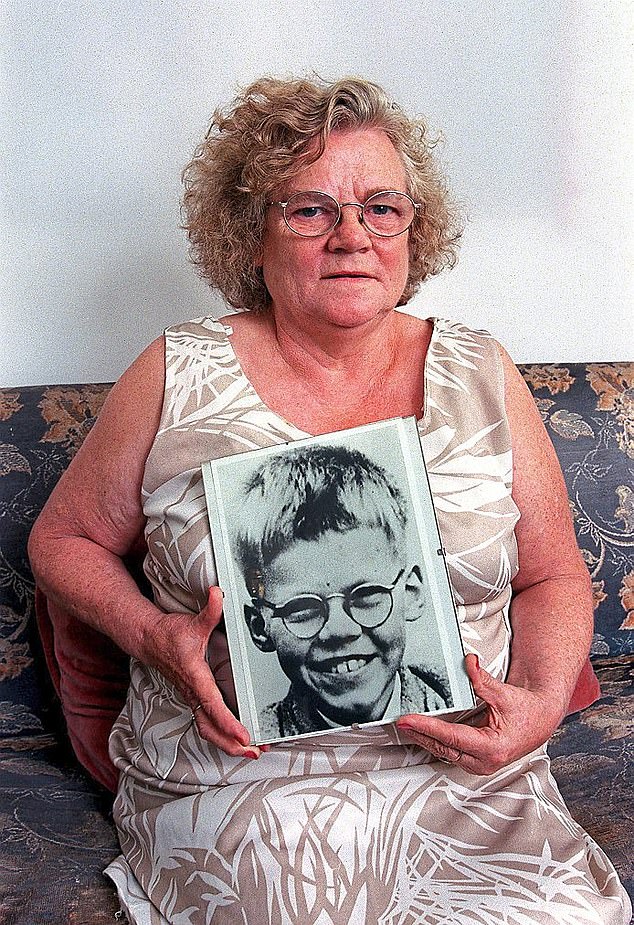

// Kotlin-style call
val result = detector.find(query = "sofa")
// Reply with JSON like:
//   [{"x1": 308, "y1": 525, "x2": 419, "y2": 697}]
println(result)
[{"x1": 0, "y1": 363, "x2": 632, "y2": 924}]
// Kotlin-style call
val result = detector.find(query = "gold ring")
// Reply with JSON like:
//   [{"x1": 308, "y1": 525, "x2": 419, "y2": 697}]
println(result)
[{"x1": 437, "y1": 749, "x2": 462, "y2": 764}]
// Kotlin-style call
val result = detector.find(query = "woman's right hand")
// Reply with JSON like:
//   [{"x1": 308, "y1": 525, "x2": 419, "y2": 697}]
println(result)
[
  {"x1": 144, "y1": 587, "x2": 264, "y2": 759},
  {"x1": 27, "y1": 343, "x2": 263, "y2": 760}
]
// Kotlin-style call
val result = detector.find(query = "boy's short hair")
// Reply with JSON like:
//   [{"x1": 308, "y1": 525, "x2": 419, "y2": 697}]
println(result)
[{"x1": 235, "y1": 445, "x2": 407, "y2": 593}]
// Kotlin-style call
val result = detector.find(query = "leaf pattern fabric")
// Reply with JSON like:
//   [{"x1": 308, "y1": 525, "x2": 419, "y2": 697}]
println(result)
[{"x1": 105, "y1": 317, "x2": 631, "y2": 924}]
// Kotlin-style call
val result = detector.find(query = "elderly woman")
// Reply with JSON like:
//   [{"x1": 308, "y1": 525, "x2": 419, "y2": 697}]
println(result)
[{"x1": 29, "y1": 77, "x2": 631, "y2": 924}]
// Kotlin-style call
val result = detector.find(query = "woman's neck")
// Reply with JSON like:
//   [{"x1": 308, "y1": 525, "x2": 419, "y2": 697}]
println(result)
[
  {"x1": 271, "y1": 308, "x2": 403, "y2": 390},
  {"x1": 223, "y1": 308, "x2": 431, "y2": 435}
]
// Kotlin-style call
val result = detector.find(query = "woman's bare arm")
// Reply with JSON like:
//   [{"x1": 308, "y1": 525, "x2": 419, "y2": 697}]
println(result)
[
  {"x1": 501, "y1": 345, "x2": 593, "y2": 716},
  {"x1": 29, "y1": 339, "x2": 164, "y2": 645},
  {"x1": 28, "y1": 338, "x2": 256, "y2": 757},
  {"x1": 396, "y1": 345, "x2": 593, "y2": 773}
]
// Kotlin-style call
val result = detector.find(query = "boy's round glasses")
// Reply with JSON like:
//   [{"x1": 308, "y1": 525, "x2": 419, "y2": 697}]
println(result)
[
  {"x1": 253, "y1": 568, "x2": 405, "y2": 639},
  {"x1": 269, "y1": 190, "x2": 420, "y2": 238}
]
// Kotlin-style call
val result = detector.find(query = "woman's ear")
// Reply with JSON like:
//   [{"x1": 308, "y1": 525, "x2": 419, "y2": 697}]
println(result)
[
  {"x1": 403, "y1": 565, "x2": 427, "y2": 623},
  {"x1": 244, "y1": 604, "x2": 276, "y2": 652}
]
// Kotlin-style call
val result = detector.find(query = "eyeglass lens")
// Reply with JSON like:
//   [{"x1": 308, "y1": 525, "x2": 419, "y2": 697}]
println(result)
[
  {"x1": 277, "y1": 583, "x2": 395, "y2": 639},
  {"x1": 283, "y1": 191, "x2": 415, "y2": 237}
]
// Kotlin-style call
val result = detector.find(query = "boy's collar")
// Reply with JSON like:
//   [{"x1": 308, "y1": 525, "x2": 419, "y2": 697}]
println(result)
[
  {"x1": 382, "y1": 670, "x2": 402, "y2": 720},
  {"x1": 313, "y1": 673, "x2": 402, "y2": 728}
]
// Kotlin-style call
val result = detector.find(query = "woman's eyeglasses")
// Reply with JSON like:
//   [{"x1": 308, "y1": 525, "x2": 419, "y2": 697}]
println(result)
[
  {"x1": 268, "y1": 190, "x2": 421, "y2": 238},
  {"x1": 248, "y1": 568, "x2": 405, "y2": 639}
]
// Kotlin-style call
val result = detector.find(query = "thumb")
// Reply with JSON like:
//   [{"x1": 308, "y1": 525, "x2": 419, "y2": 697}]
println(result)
[
  {"x1": 465, "y1": 653, "x2": 507, "y2": 708},
  {"x1": 194, "y1": 586, "x2": 225, "y2": 640}
]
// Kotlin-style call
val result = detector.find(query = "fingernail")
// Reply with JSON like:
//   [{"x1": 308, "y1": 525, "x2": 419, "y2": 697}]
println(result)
[
  {"x1": 244, "y1": 748, "x2": 260, "y2": 760},
  {"x1": 473, "y1": 655, "x2": 480, "y2": 670},
  {"x1": 397, "y1": 724, "x2": 415, "y2": 734}
]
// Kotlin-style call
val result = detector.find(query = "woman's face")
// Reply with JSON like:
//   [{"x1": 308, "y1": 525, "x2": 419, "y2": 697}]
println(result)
[{"x1": 260, "y1": 128, "x2": 411, "y2": 333}]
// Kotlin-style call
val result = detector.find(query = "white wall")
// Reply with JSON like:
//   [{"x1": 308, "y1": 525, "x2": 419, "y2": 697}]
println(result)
[{"x1": 3, "y1": 0, "x2": 632, "y2": 386}]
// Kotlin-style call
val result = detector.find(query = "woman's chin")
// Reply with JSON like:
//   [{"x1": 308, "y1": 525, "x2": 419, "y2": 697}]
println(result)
[{"x1": 310, "y1": 299, "x2": 395, "y2": 331}]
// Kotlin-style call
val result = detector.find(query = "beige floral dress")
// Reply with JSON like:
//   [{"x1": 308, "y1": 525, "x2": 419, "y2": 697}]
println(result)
[{"x1": 105, "y1": 316, "x2": 632, "y2": 925}]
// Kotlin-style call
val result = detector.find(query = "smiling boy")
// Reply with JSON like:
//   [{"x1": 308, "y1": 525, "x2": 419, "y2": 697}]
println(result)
[{"x1": 235, "y1": 444, "x2": 451, "y2": 739}]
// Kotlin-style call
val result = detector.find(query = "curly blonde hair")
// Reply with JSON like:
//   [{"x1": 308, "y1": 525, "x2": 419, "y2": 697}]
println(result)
[{"x1": 182, "y1": 76, "x2": 461, "y2": 312}]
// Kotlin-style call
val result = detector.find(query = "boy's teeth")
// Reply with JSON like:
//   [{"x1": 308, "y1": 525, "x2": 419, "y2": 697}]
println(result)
[{"x1": 330, "y1": 658, "x2": 368, "y2": 674}]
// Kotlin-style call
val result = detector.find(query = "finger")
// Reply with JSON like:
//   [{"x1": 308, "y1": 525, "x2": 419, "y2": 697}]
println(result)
[
  {"x1": 424, "y1": 739, "x2": 463, "y2": 764},
  {"x1": 393, "y1": 720, "x2": 470, "y2": 767},
  {"x1": 398, "y1": 657, "x2": 545, "y2": 775},
  {"x1": 466, "y1": 657, "x2": 536, "y2": 753},
  {"x1": 191, "y1": 696, "x2": 258, "y2": 756},
  {"x1": 396, "y1": 704, "x2": 512, "y2": 776},
  {"x1": 396, "y1": 712, "x2": 483, "y2": 755},
  {"x1": 188, "y1": 588, "x2": 265, "y2": 757},
  {"x1": 396, "y1": 720, "x2": 497, "y2": 775},
  {"x1": 194, "y1": 707, "x2": 263, "y2": 758},
  {"x1": 186, "y1": 662, "x2": 251, "y2": 747}
]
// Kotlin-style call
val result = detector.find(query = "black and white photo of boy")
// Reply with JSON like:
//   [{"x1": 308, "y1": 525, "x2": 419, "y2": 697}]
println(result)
[{"x1": 234, "y1": 444, "x2": 452, "y2": 738}]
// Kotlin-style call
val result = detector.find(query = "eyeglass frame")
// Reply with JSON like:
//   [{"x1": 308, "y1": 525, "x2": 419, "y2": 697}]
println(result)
[
  {"x1": 267, "y1": 190, "x2": 422, "y2": 238},
  {"x1": 248, "y1": 567, "x2": 406, "y2": 640}
]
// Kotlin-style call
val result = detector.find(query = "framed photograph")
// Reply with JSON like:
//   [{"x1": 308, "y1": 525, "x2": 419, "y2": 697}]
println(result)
[{"x1": 202, "y1": 416, "x2": 475, "y2": 744}]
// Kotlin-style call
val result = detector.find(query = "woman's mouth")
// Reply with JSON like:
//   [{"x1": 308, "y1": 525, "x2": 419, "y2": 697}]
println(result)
[{"x1": 323, "y1": 272, "x2": 373, "y2": 280}]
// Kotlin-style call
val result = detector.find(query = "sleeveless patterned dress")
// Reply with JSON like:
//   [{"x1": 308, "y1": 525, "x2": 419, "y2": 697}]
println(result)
[{"x1": 105, "y1": 316, "x2": 631, "y2": 925}]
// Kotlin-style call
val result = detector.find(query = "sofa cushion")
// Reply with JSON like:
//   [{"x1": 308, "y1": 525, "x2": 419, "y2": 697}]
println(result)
[
  {"x1": 565, "y1": 655, "x2": 601, "y2": 714},
  {"x1": 1, "y1": 384, "x2": 113, "y2": 743},
  {"x1": 519, "y1": 363, "x2": 634, "y2": 659},
  {"x1": 547, "y1": 654, "x2": 633, "y2": 902},
  {"x1": 35, "y1": 588, "x2": 128, "y2": 793},
  {"x1": 0, "y1": 724, "x2": 122, "y2": 923}
]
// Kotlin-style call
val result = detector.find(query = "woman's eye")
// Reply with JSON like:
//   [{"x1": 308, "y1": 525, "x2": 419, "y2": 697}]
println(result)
[
  {"x1": 367, "y1": 204, "x2": 397, "y2": 217},
  {"x1": 295, "y1": 206, "x2": 324, "y2": 219}
]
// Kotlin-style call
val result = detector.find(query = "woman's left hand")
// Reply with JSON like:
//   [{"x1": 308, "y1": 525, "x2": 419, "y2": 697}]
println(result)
[{"x1": 396, "y1": 654, "x2": 566, "y2": 775}]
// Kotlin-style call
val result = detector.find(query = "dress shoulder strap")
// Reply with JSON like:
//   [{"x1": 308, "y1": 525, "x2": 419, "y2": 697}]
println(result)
[
  {"x1": 423, "y1": 318, "x2": 506, "y2": 442},
  {"x1": 420, "y1": 318, "x2": 519, "y2": 609},
  {"x1": 160, "y1": 317, "x2": 238, "y2": 434}
]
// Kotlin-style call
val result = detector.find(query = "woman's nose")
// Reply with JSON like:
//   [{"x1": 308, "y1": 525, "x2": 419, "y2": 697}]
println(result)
[{"x1": 326, "y1": 205, "x2": 371, "y2": 252}]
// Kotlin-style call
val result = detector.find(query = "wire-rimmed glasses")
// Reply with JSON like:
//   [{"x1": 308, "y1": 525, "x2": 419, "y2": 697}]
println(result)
[
  {"x1": 269, "y1": 190, "x2": 421, "y2": 238},
  {"x1": 249, "y1": 568, "x2": 406, "y2": 639}
]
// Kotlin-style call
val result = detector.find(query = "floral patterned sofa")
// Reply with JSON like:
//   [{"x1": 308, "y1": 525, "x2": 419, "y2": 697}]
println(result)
[{"x1": 1, "y1": 363, "x2": 632, "y2": 924}]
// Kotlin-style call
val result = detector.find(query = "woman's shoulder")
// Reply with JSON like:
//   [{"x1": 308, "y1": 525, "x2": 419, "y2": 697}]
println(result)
[
  {"x1": 101, "y1": 336, "x2": 166, "y2": 438},
  {"x1": 110, "y1": 336, "x2": 166, "y2": 403}
]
